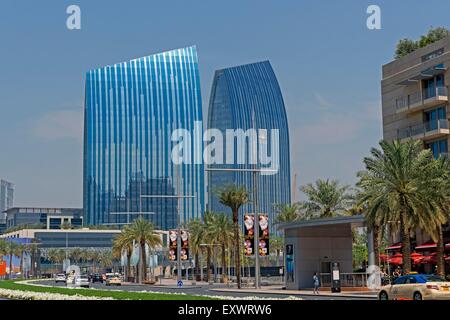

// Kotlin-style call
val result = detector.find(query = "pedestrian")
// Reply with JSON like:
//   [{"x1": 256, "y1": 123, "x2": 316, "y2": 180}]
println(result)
[{"x1": 313, "y1": 272, "x2": 320, "y2": 295}]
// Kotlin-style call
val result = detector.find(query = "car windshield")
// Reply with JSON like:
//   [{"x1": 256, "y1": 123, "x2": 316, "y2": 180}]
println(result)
[
  {"x1": 422, "y1": 275, "x2": 445, "y2": 282},
  {"x1": 57, "y1": 274, "x2": 65, "y2": 277}
]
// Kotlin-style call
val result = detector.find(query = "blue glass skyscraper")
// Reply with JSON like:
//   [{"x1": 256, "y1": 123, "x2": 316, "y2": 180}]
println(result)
[
  {"x1": 207, "y1": 61, "x2": 291, "y2": 233},
  {"x1": 83, "y1": 46, "x2": 204, "y2": 229}
]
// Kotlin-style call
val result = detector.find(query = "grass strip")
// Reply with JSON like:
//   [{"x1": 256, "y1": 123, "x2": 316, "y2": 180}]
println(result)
[{"x1": 0, "y1": 280, "x2": 214, "y2": 300}]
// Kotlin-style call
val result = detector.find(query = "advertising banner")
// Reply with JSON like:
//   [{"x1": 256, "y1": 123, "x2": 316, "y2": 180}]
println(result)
[
  {"x1": 244, "y1": 214, "x2": 255, "y2": 256},
  {"x1": 286, "y1": 244, "x2": 294, "y2": 283},
  {"x1": 180, "y1": 230, "x2": 189, "y2": 261},
  {"x1": 168, "y1": 230, "x2": 178, "y2": 262},
  {"x1": 0, "y1": 261, "x2": 6, "y2": 277},
  {"x1": 258, "y1": 214, "x2": 269, "y2": 256}
]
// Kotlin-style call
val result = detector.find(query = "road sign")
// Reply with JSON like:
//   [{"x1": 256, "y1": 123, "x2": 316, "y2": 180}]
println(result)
[{"x1": 177, "y1": 280, "x2": 183, "y2": 287}]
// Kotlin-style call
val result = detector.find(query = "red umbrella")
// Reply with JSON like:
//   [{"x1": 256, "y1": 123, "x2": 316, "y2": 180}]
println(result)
[
  {"x1": 388, "y1": 253, "x2": 403, "y2": 265},
  {"x1": 419, "y1": 253, "x2": 437, "y2": 265},
  {"x1": 411, "y1": 252, "x2": 424, "y2": 265}
]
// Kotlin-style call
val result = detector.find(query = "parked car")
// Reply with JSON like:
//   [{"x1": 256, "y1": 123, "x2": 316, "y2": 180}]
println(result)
[
  {"x1": 378, "y1": 274, "x2": 450, "y2": 300},
  {"x1": 54, "y1": 274, "x2": 66, "y2": 283},
  {"x1": 91, "y1": 273, "x2": 103, "y2": 283},
  {"x1": 105, "y1": 273, "x2": 122, "y2": 286},
  {"x1": 74, "y1": 274, "x2": 90, "y2": 288}
]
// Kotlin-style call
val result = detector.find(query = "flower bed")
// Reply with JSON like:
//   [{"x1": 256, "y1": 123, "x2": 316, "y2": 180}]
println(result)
[{"x1": 0, "y1": 288, "x2": 114, "y2": 300}]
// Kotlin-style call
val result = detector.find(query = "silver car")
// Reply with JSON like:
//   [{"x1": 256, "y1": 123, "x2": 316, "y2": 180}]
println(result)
[
  {"x1": 74, "y1": 274, "x2": 90, "y2": 288},
  {"x1": 55, "y1": 274, "x2": 66, "y2": 283}
]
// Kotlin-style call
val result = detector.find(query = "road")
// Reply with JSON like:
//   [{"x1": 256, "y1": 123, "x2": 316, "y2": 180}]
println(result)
[{"x1": 33, "y1": 280, "x2": 372, "y2": 300}]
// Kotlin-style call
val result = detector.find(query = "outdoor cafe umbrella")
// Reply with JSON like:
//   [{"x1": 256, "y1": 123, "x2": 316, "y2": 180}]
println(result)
[
  {"x1": 419, "y1": 252, "x2": 437, "y2": 265},
  {"x1": 410, "y1": 252, "x2": 424, "y2": 265},
  {"x1": 388, "y1": 253, "x2": 403, "y2": 265},
  {"x1": 387, "y1": 252, "x2": 423, "y2": 265}
]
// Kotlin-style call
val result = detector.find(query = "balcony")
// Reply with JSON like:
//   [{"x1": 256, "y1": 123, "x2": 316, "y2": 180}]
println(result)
[
  {"x1": 398, "y1": 119, "x2": 450, "y2": 141},
  {"x1": 395, "y1": 86, "x2": 448, "y2": 114}
]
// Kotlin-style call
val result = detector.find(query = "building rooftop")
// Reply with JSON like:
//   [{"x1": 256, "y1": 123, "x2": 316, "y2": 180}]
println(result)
[{"x1": 277, "y1": 215, "x2": 365, "y2": 231}]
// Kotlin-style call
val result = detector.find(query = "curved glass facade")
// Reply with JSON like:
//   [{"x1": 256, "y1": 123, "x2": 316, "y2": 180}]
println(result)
[
  {"x1": 207, "y1": 61, "x2": 291, "y2": 233},
  {"x1": 83, "y1": 46, "x2": 204, "y2": 229}
]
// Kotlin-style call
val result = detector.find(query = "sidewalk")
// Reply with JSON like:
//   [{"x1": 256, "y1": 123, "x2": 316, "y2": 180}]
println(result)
[{"x1": 209, "y1": 286, "x2": 378, "y2": 299}]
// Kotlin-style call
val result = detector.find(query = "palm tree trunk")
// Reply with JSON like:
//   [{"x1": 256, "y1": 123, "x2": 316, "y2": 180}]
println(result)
[
  {"x1": 221, "y1": 242, "x2": 227, "y2": 283},
  {"x1": 20, "y1": 252, "x2": 24, "y2": 277},
  {"x1": 206, "y1": 247, "x2": 211, "y2": 282},
  {"x1": 233, "y1": 208, "x2": 241, "y2": 289},
  {"x1": 139, "y1": 242, "x2": 146, "y2": 283},
  {"x1": 400, "y1": 211, "x2": 411, "y2": 274},
  {"x1": 373, "y1": 224, "x2": 380, "y2": 267},
  {"x1": 194, "y1": 252, "x2": 200, "y2": 281},
  {"x1": 127, "y1": 250, "x2": 132, "y2": 282},
  {"x1": 436, "y1": 224, "x2": 445, "y2": 278},
  {"x1": 9, "y1": 253, "x2": 13, "y2": 279}
]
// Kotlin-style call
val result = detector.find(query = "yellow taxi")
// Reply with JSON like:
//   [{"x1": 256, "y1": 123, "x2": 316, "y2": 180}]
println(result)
[
  {"x1": 378, "y1": 274, "x2": 450, "y2": 300},
  {"x1": 105, "y1": 273, "x2": 122, "y2": 286}
]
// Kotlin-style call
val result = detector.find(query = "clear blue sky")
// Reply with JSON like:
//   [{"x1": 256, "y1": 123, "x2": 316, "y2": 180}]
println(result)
[{"x1": 1, "y1": 0, "x2": 450, "y2": 207}]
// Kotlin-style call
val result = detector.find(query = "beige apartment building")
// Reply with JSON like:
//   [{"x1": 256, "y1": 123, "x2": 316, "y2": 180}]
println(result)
[
  {"x1": 381, "y1": 37, "x2": 450, "y2": 270},
  {"x1": 382, "y1": 37, "x2": 450, "y2": 157}
]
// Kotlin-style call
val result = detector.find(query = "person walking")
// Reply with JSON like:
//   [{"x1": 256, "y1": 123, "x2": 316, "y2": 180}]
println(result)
[{"x1": 313, "y1": 272, "x2": 320, "y2": 295}]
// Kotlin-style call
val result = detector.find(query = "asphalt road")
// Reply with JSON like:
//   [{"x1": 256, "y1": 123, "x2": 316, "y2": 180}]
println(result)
[{"x1": 34, "y1": 280, "x2": 371, "y2": 300}]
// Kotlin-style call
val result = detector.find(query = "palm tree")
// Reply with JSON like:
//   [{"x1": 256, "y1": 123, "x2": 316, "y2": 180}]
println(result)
[
  {"x1": 420, "y1": 156, "x2": 450, "y2": 278},
  {"x1": 99, "y1": 250, "x2": 113, "y2": 271},
  {"x1": 17, "y1": 243, "x2": 30, "y2": 277},
  {"x1": 46, "y1": 248, "x2": 66, "y2": 273},
  {"x1": 202, "y1": 211, "x2": 217, "y2": 282},
  {"x1": 4, "y1": 241, "x2": 19, "y2": 279},
  {"x1": 124, "y1": 218, "x2": 162, "y2": 283},
  {"x1": 87, "y1": 249, "x2": 101, "y2": 273},
  {"x1": 271, "y1": 236, "x2": 284, "y2": 266},
  {"x1": 299, "y1": 179, "x2": 353, "y2": 219},
  {"x1": 188, "y1": 218, "x2": 205, "y2": 282},
  {"x1": 273, "y1": 203, "x2": 300, "y2": 224},
  {"x1": 357, "y1": 139, "x2": 440, "y2": 274},
  {"x1": 113, "y1": 233, "x2": 134, "y2": 281},
  {"x1": 218, "y1": 185, "x2": 249, "y2": 289},
  {"x1": 69, "y1": 248, "x2": 83, "y2": 265},
  {"x1": 207, "y1": 212, "x2": 233, "y2": 283}
]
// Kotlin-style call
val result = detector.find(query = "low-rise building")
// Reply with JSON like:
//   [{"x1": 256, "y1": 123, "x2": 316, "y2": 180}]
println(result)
[{"x1": 3, "y1": 207, "x2": 83, "y2": 232}]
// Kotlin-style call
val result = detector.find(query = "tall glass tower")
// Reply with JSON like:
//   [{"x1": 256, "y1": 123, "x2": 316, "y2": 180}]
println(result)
[
  {"x1": 83, "y1": 46, "x2": 204, "y2": 229},
  {"x1": 0, "y1": 179, "x2": 14, "y2": 221},
  {"x1": 207, "y1": 61, "x2": 291, "y2": 233}
]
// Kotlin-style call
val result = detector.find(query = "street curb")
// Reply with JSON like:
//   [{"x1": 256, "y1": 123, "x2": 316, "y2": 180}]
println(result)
[{"x1": 209, "y1": 288, "x2": 378, "y2": 299}]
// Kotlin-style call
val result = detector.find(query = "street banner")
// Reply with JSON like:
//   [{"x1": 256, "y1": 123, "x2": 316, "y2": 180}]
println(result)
[
  {"x1": 168, "y1": 230, "x2": 178, "y2": 262},
  {"x1": 180, "y1": 230, "x2": 189, "y2": 261},
  {"x1": 258, "y1": 214, "x2": 269, "y2": 256},
  {"x1": 244, "y1": 214, "x2": 255, "y2": 256}
]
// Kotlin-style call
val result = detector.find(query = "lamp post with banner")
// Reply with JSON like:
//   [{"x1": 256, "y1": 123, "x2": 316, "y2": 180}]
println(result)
[
  {"x1": 206, "y1": 167, "x2": 276, "y2": 289},
  {"x1": 140, "y1": 172, "x2": 195, "y2": 285}
]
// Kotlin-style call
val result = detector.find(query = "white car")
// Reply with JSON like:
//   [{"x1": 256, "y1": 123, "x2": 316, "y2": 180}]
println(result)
[
  {"x1": 74, "y1": 274, "x2": 90, "y2": 288},
  {"x1": 379, "y1": 274, "x2": 450, "y2": 300},
  {"x1": 55, "y1": 274, "x2": 66, "y2": 283}
]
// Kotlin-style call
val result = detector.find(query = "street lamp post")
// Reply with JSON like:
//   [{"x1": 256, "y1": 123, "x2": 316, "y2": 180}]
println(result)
[
  {"x1": 206, "y1": 167, "x2": 276, "y2": 289},
  {"x1": 141, "y1": 186, "x2": 195, "y2": 284}
]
